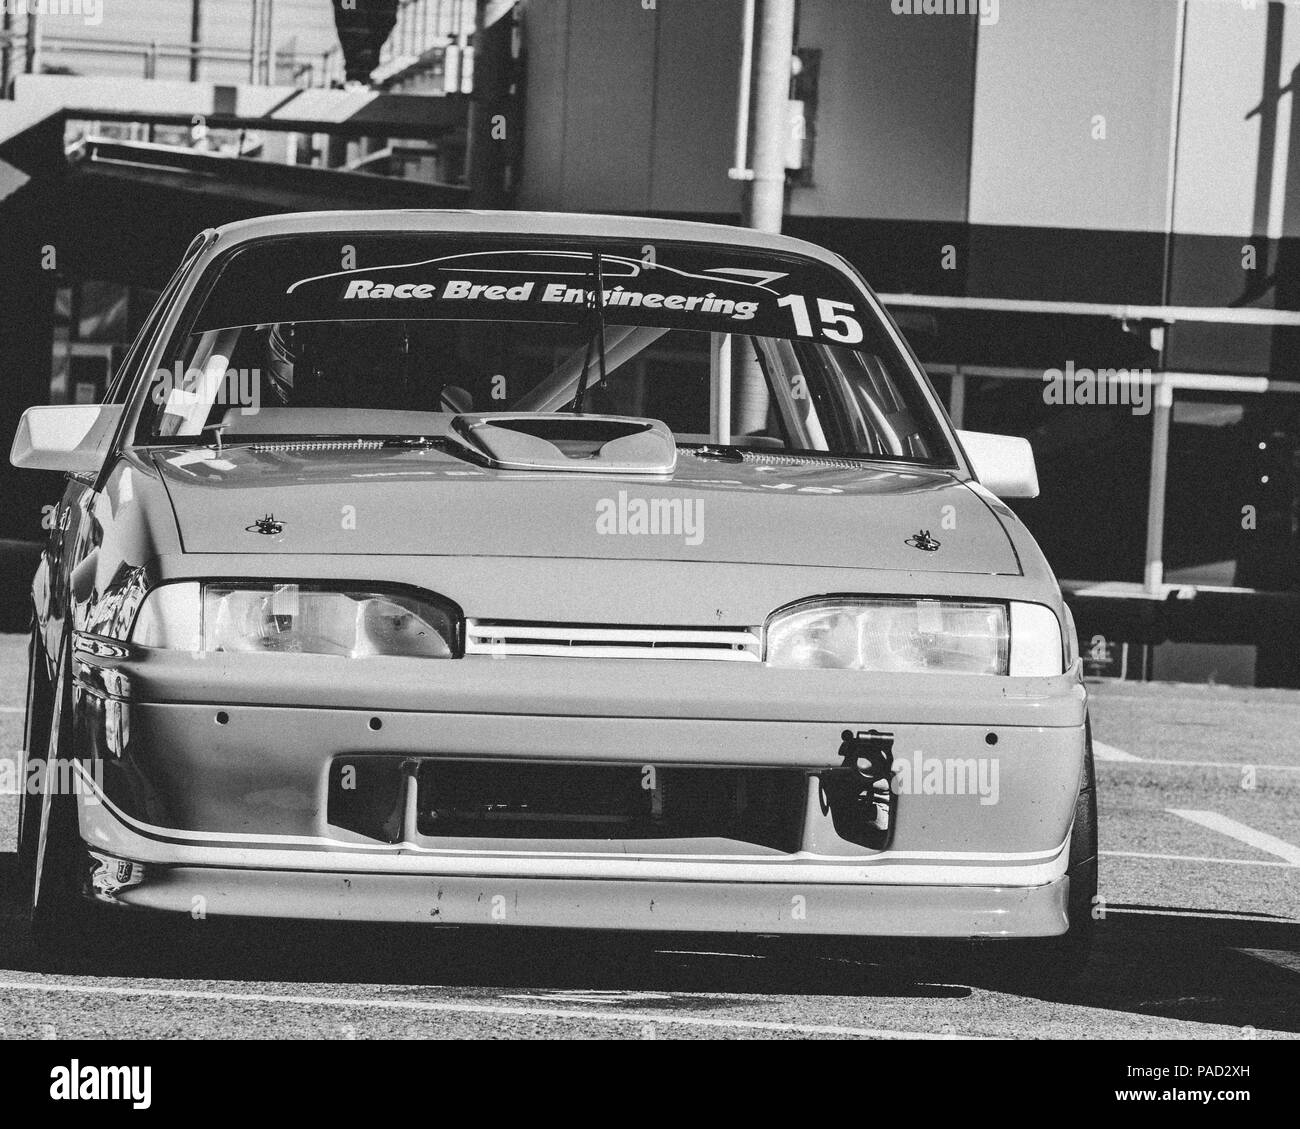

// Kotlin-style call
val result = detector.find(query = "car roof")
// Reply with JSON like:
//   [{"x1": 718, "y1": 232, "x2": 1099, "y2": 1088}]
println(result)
[{"x1": 208, "y1": 210, "x2": 848, "y2": 270}]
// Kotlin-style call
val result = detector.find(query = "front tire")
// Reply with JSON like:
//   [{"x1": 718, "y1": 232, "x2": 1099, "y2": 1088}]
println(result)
[
  {"x1": 13, "y1": 637, "x2": 122, "y2": 966},
  {"x1": 14, "y1": 622, "x2": 52, "y2": 865}
]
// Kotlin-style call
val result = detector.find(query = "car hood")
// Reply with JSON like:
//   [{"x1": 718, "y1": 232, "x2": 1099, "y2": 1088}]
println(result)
[{"x1": 150, "y1": 446, "x2": 1020, "y2": 574}]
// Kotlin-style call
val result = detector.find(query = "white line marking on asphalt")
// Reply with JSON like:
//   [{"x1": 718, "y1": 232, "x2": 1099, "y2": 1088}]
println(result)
[
  {"x1": 1137, "y1": 997, "x2": 1230, "y2": 1008},
  {"x1": 500, "y1": 990, "x2": 676, "y2": 1006},
  {"x1": 0, "y1": 706, "x2": 23, "y2": 714},
  {"x1": 1101, "y1": 757, "x2": 1300, "y2": 773},
  {"x1": 1093, "y1": 740, "x2": 1142, "y2": 762},
  {"x1": 1107, "y1": 907, "x2": 1299, "y2": 924},
  {"x1": 1168, "y1": 809, "x2": 1300, "y2": 865},
  {"x1": 0, "y1": 981, "x2": 966, "y2": 1039},
  {"x1": 1237, "y1": 950, "x2": 1300, "y2": 976},
  {"x1": 657, "y1": 950, "x2": 764, "y2": 960},
  {"x1": 1102, "y1": 849, "x2": 1299, "y2": 869}
]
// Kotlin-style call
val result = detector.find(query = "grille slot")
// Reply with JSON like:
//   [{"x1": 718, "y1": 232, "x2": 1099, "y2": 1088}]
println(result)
[
  {"x1": 417, "y1": 762, "x2": 805, "y2": 851},
  {"x1": 465, "y1": 620, "x2": 761, "y2": 661},
  {"x1": 326, "y1": 758, "x2": 806, "y2": 853}
]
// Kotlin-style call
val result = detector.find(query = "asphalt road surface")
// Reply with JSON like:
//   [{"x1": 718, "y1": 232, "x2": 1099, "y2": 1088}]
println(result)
[{"x1": 0, "y1": 632, "x2": 1296, "y2": 1040}]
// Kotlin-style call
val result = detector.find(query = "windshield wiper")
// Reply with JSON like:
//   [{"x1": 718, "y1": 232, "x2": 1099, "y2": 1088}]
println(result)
[
  {"x1": 271, "y1": 434, "x2": 458, "y2": 455},
  {"x1": 155, "y1": 433, "x2": 458, "y2": 455},
  {"x1": 570, "y1": 249, "x2": 608, "y2": 415},
  {"x1": 681, "y1": 443, "x2": 935, "y2": 468}
]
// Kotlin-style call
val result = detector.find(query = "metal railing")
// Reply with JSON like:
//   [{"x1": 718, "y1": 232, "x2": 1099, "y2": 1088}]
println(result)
[
  {"x1": 0, "y1": 32, "x2": 289, "y2": 89},
  {"x1": 5, "y1": 35, "x2": 257, "y2": 81},
  {"x1": 0, "y1": 0, "x2": 475, "y2": 94},
  {"x1": 309, "y1": 0, "x2": 475, "y2": 90}
]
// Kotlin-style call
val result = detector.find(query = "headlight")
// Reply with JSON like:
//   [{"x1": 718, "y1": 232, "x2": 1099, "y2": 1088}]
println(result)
[
  {"x1": 131, "y1": 582, "x2": 460, "y2": 658},
  {"x1": 765, "y1": 598, "x2": 1063, "y2": 676}
]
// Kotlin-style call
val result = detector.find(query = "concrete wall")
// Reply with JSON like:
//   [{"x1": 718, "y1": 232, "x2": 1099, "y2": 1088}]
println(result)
[
  {"x1": 969, "y1": 0, "x2": 1300, "y2": 239},
  {"x1": 1175, "y1": 1, "x2": 1284, "y2": 240},
  {"x1": 968, "y1": 0, "x2": 1180, "y2": 233},
  {"x1": 790, "y1": 0, "x2": 975, "y2": 223},
  {"x1": 518, "y1": 0, "x2": 745, "y2": 215}
]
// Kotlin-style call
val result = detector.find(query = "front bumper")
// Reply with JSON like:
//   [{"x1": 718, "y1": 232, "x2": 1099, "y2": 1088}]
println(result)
[{"x1": 70, "y1": 645, "x2": 1088, "y2": 938}]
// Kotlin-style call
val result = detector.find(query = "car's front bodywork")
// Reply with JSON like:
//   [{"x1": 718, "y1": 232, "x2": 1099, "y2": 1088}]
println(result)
[{"x1": 29, "y1": 211, "x2": 1088, "y2": 940}]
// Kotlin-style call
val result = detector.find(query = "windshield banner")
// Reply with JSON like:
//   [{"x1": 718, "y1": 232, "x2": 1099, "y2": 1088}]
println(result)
[{"x1": 192, "y1": 237, "x2": 875, "y2": 347}]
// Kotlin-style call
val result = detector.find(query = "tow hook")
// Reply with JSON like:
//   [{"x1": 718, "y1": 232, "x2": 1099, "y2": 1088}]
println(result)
[{"x1": 819, "y1": 729, "x2": 897, "y2": 850}]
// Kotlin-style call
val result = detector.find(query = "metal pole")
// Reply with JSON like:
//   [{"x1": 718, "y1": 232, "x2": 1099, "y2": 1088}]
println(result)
[
  {"x1": 1160, "y1": 0, "x2": 1188, "y2": 314},
  {"x1": 262, "y1": 0, "x2": 274, "y2": 83},
  {"x1": 1, "y1": 7, "x2": 13, "y2": 96},
  {"x1": 1144, "y1": 0, "x2": 1186, "y2": 597},
  {"x1": 464, "y1": 0, "x2": 487, "y2": 182},
  {"x1": 745, "y1": 0, "x2": 795, "y2": 234},
  {"x1": 728, "y1": 0, "x2": 756, "y2": 181},
  {"x1": 23, "y1": 7, "x2": 40, "y2": 74},
  {"x1": 949, "y1": 370, "x2": 966, "y2": 429},
  {"x1": 189, "y1": 0, "x2": 203, "y2": 82},
  {"x1": 735, "y1": 0, "x2": 796, "y2": 435},
  {"x1": 710, "y1": 335, "x2": 733, "y2": 445},
  {"x1": 1144, "y1": 375, "x2": 1173, "y2": 593},
  {"x1": 457, "y1": 0, "x2": 470, "y2": 91},
  {"x1": 248, "y1": 0, "x2": 259, "y2": 82}
]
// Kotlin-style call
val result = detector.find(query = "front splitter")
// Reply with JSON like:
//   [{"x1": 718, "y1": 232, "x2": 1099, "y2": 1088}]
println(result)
[{"x1": 97, "y1": 865, "x2": 1071, "y2": 938}]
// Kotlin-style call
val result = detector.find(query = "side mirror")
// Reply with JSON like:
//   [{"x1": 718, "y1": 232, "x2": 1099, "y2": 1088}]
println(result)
[
  {"x1": 957, "y1": 430, "x2": 1040, "y2": 499},
  {"x1": 10, "y1": 404, "x2": 124, "y2": 475}
]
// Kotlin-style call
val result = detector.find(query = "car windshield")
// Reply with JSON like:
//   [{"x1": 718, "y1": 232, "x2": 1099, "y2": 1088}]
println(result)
[{"x1": 136, "y1": 234, "x2": 953, "y2": 464}]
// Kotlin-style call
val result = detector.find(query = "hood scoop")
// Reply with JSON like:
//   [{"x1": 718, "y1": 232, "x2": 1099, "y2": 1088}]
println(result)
[{"x1": 447, "y1": 413, "x2": 678, "y2": 475}]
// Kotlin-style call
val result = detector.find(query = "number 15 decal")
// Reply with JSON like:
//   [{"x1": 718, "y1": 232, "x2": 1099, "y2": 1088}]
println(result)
[{"x1": 776, "y1": 294, "x2": 864, "y2": 345}]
